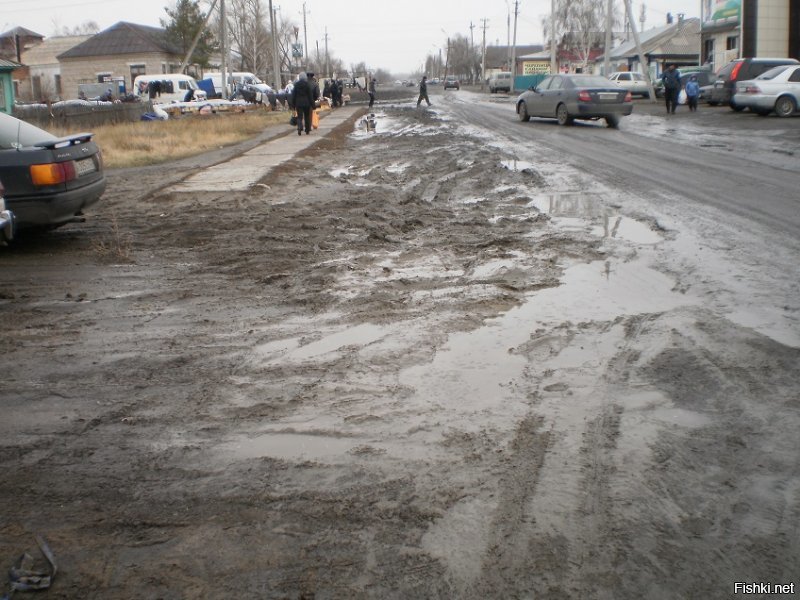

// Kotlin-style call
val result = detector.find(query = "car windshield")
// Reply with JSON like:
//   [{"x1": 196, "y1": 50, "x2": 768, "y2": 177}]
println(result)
[
  {"x1": 756, "y1": 65, "x2": 792, "y2": 80},
  {"x1": 0, "y1": 113, "x2": 56, "y2": 150}
]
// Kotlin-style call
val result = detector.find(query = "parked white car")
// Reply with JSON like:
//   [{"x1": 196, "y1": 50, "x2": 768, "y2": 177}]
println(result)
[
  {"x1": 732, "y1": 64, "x2": 800, "y2": 117},
  {"x1": 608, "y1": 72, "x2": 651, "y2": 98}
]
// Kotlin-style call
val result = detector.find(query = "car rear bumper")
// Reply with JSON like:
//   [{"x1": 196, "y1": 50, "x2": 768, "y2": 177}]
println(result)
[
  {"x1": 576, "y1": 103, "x2": 633, "y2": 117},
  {"x1": 732, "y1": 94, "x2": 776, "y2": 110},
  {"x1": 6, "y1": 177, "x2": 106, "y2": 229}
]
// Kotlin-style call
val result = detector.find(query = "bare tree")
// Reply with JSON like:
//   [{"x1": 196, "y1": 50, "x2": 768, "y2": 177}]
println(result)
[
  {"x1": 53, "y1": 20, "x2": 99, "y2": 36},
  {"x1": 544, "y1": 0, "x2": 617, "y2": 72}
]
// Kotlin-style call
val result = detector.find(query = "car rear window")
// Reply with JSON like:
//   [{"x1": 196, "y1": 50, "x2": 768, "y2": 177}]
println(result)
[
  {"x1": 0, "y1": 114, "x2": 56, "y2": 150},
  {"x1": 717, "y1": 61, "x2": 738, "y2": 79},
  {"x1": 572, "y1": 76, "x2": 616, "y2": 87},
  {"x1": 757, "y1": 65, "x2": 792, "y2": 80}
]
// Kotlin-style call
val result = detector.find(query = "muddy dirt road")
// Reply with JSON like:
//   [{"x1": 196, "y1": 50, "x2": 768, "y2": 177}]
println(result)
[{"x1": 2, "y1": 91, "x2": 799, "y2": 599}]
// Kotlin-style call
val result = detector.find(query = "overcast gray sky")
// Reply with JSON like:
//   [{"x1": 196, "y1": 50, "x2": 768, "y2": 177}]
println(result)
[{"x1": 4, "y1": 0, "x2": 700, "y2": 74}]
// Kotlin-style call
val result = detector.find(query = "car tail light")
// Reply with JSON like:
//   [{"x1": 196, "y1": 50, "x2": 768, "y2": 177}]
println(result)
[
  {"x1": 624, "y1": 91, "x2": 633, "y2": 102},
  {"x1": 578, "y1": 90, "x2": 592, "y2": 102},
  {"x1": 30, "y1": 161, "x2": 77, "y2": 186},
  {"x1": 743, "y1": 85, "x2": 761, "y2": 94},
  {"x1": 731, "y1": 61, "x2": 743, "y2": 81}
]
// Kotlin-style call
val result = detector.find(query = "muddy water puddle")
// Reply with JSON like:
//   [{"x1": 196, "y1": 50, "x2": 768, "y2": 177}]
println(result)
[{"x1": 528, "y1": 191, "x2": 662, "y2": 245}]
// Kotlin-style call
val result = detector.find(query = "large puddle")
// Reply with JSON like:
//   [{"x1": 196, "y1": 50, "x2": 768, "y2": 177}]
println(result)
[{"x1": 527, "y1": 192, "x2": 663, "y2": 245}]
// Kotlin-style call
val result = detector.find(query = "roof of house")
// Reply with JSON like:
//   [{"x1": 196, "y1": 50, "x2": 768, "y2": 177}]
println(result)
[
  {"x1": 0, "y1": 57, "x2": 23, "y2": 70},
  {"x1": 57, "y1": 21, "x2": 182, "y2": 59},
  {"x1": 0, "y1": 27, "x2": 44, "y2": 40},
  {"x1": 601, "y1": 18, "x2": 700, "y2": 61},
  {"x1": 21, "y1": 35, "x2": 91, "y2": 66}
]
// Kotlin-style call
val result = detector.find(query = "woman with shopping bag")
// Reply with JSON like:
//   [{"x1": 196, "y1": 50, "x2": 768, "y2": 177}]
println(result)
[{"x1": 290, "y1": 72, "x2": 314, "y2": 135}]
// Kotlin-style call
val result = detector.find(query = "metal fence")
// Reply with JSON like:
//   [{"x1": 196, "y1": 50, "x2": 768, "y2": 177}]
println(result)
[
  {"x1": 12, "y1": 101, "x2": 152, "y2": 130},
  {"x1": 513, "y1": 74, "x2": 548, "y2": 93}
]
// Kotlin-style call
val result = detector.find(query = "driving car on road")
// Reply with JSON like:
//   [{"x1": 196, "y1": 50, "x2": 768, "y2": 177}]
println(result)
[
  {"x1": 0, "y1": 112, "x2": 105, "y2": 230},
  {"x1": 608, "y1": 71, "x2": 651, "y2": 98},
  {"x1": 444, "y1": 76, "x2": 460, "y2": 90},
  {"x1": 732, "y1": 64, "x2": 800, "y2": 117},
  {"x1": 516, "y1": 74, "x2": 633, "y2": 128},
  {"x1": 708, "y1": 57, "x2": 799, "y2": 109}
]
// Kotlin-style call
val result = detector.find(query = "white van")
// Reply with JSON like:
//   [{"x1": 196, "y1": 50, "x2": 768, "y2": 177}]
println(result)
[
  {"x1": 200, "y1": 72, "x2": 273, "y2": 97},
  {"x1": 488, "y1": 72, "x2": 513, "y2": 94},
  {"x1": 133, "y1": 74, "x2": 202, "y2": 103}
]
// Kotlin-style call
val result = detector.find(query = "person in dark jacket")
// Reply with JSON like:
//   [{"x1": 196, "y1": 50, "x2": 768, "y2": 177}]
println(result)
[
  {"x1": 368, "y1": 78, "x2": 376, "y2": 108},
  {"x1": 661, "y1": 64, "x2": 681, "y2": 114},
  {"x1": 417, "y1": 76, "x2": 431, "y2": 107},
  {"x1": 291, "y1": 72, "x2": 314, "y2": 135},
  {"x1": 307, "y1": 72, "x2": 321, "y2": 107}
]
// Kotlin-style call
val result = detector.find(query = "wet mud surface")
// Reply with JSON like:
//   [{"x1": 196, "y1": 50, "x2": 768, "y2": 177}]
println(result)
[{"x1": 1, "y1": 95, "x2": 799, "y2": 599}]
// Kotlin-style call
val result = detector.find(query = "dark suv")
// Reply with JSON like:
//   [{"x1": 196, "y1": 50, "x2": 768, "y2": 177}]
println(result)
[
  {"x1": 444, "y1": 76, "x2": 460, "y2": 90},
  {"x1": 708, "y1": 57, "x2": 800, "y2": 109}
]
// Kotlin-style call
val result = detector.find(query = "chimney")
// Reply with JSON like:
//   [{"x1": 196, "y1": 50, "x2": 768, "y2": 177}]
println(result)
[
  {"x1": 667, "y1": 12, "x2": 674, "y2": 24},
  {"x1": 677, "y1": 13, "x2": 685, "y2": 23}
]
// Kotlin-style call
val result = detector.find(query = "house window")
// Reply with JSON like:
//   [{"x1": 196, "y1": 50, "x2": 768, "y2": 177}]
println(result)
[
  {"x1": 726, "y1": 36, "x2": 738, "y2": 51},
  {"x1": 32, "y1": 75, "x2": 42, "y2": 99},
  {"x1": 54, "y1": 74, "x2": 62, "y2": 95},
  {"x1": 97, "y1": 72, "x2": 112, "y2": 83},
  {"x1": 0, "y1": 79, "x2": 6, "y2": 111},
  {"x1": 703, "y1": 39, "x2": 714, "y2": 65}
]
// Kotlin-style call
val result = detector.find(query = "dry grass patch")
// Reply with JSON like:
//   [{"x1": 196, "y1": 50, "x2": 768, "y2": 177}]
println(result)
[{"x1": 53, "y1": 110, "x2": 288, "y2": 169}]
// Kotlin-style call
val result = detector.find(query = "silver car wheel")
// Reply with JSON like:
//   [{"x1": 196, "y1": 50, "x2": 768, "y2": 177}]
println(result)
[
  {"x1": 556, "y1": 103, "x2": 571, "y2": 126},
  {"x1": 774, "y1": 96, "x2": 796, "y2": 118},
  {"x1": 518, "y1": 102, "x2": 530, "y2": 122}
]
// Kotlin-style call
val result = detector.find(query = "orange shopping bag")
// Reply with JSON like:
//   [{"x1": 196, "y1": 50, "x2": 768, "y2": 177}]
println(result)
[{"x1": 311, "y1": 109, "x2": 319, "y2": 130}]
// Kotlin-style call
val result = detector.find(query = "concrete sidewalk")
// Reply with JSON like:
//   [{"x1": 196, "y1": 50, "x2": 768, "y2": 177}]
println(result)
[{"x1": 169, "y1": 105, "x2": 362, "y2": 193}]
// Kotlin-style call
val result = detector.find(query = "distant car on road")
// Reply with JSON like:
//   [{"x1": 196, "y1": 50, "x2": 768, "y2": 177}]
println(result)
[
  {"x1": 0, "y1": 112, "x2": 105, "y2": 231},
  {"x1": 444, "y1": 76, "x2": 460, "y2": 90},
  {"x1": 608, "y1": 71, "x2": 651, "y2": 98},
  {"x1": 516, "y1": 74, "x2": 633, "y2": 128},
  {"x1": 489, "y1": 72, "x2": 513, "y2": 93},
  {"x1": 733, "y1": 64, "x2": 800, "y2": 117}
]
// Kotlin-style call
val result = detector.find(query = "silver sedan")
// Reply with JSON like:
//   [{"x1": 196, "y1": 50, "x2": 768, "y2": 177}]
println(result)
[{"x1": 732, "y1": 65, "x2": 800, "y2": 117}]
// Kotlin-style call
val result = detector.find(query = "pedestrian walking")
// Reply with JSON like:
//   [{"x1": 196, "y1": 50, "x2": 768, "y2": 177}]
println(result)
[
  {"x1": 368, "y1": 78, "x2": 376, "y2": 108},
  {"x1": 291, "y1": 72, "x2": 314, "y2": 135},
  {"x1": 417, "y1": 75, "x2": 432, "y2": 107},
  {"x1": 661, "y1": 64, "x2": 681, "y2": 114},
  {"x1": 685, "y1": 75, "x2": 700, "y2": 112}
]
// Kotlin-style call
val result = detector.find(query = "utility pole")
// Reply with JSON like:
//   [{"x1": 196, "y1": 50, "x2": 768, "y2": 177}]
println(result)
[
  {"x1": 604, "y1": 0, "x2": 613, "y2": 76},
  {"x1": 623, "y1": 0, "x2": 655, "y2": 101},
  {"x1": 469, "y1": 21, "x2": 475, "y2": 83},
  {"x1": 481, "y1": 18, "x2": 488, "y2": 90},
  {"x1": 268, "y1": 0, "x2": 281, "y2": 89},
  {"x1": 510, "y1": 0, "x2": 519, "y2": 86},
  {"x1": 221, "y1": 0, "x2": 227, "y2": 98},
  {"x1": 550, "y1": 0, "x2": 557, "y2": 74},
  {"x1": 324, "y1": 28, "x2": 330, "y2": 79},
  {"x1": 302, "y1": 3, "x2": 308, "y2": 71},
  {"x1": 444, "y1": 37, "x2": 450, "y2": 80}
]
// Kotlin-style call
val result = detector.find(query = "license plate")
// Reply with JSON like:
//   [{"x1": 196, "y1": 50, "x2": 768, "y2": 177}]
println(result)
[
  {"x1": 598, "y1": 93, "x2": 617, "y2": 101},
  {"x1": 75, "y1": 158, "x2": 96, "y2": 176}
]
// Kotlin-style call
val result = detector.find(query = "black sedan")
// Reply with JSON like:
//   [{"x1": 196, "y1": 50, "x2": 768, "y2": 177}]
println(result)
[
  {"x1": 516, "y1": 74, "x2": 633, "y2": 128},
  {"x1": 0, "y1": 112, "x2": 105, "y2": 230}
]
